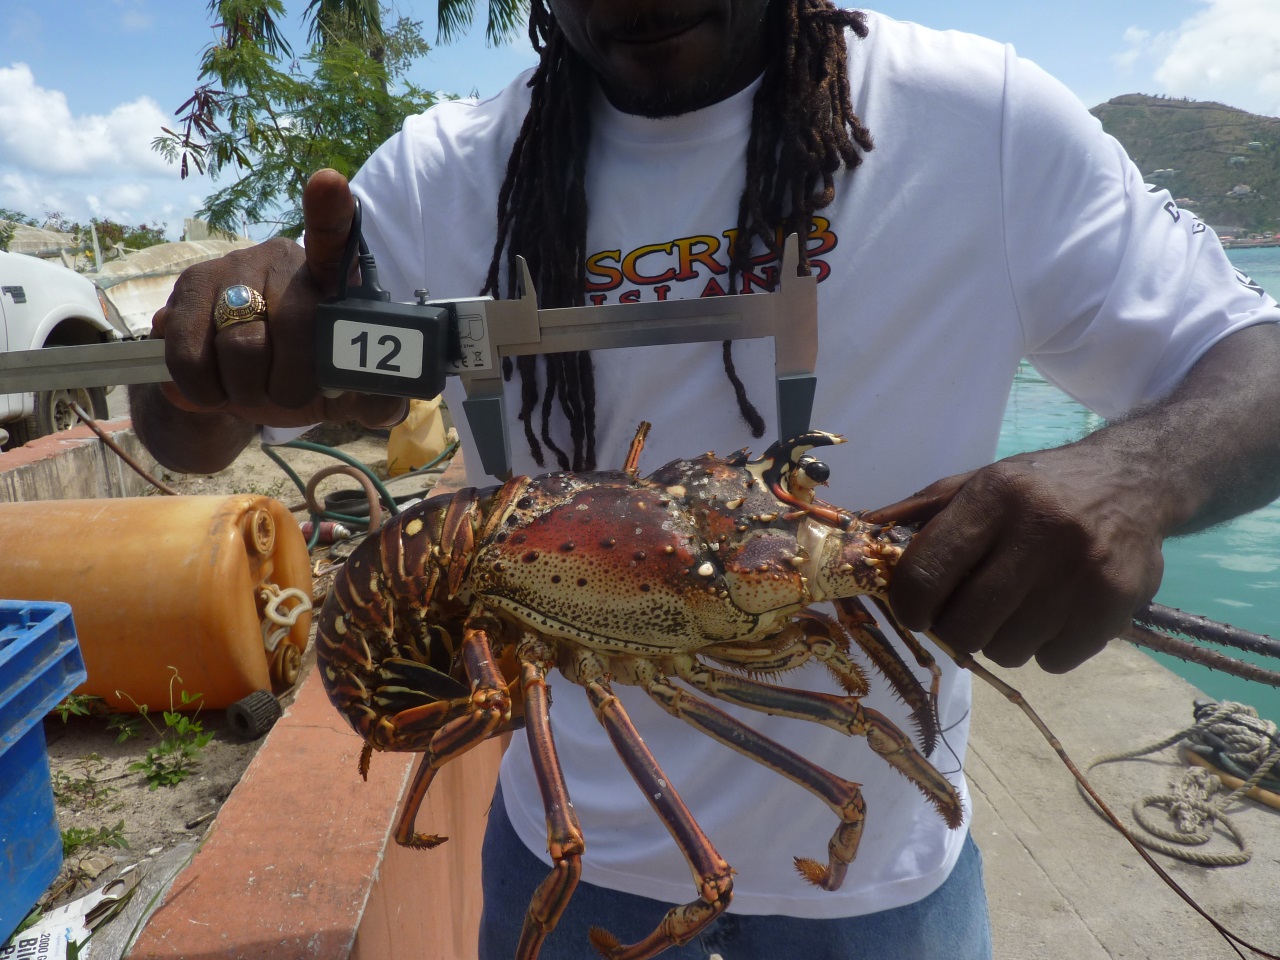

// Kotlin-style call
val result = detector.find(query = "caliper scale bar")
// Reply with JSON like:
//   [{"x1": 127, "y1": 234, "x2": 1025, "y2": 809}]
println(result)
[
  {"x1": 450, "y1": 233, "x2": 817, "y2": 477},
  {"x1": 0, "y1": 234, "x2": 818, "y2": 480},
  {"x1": 0, "y1": 338, "x2": 168, "y2": 392}
]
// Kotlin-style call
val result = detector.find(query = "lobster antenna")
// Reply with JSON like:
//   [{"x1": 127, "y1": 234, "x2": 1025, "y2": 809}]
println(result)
[
  {"x1": 931, "y1": 707, "x2": 971, "y2": 778},
  {"x1": 937, "y1": 635, "x2": 1276, "y2": 960}
]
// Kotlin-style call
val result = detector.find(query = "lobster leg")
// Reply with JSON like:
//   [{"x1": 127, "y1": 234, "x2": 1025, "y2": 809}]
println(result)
[
  {"x1": 669, "y1": 655, "x2": 962, "y2": 829},
  {"x1": 640, "y1": 670, "x2": 867, "y2": 891},
  {"x1": 867, "y1": 597, "x2": 943, "y2": 720},
  {"x1": 512, "y1": 638, "x2": 586, "y2": 960},
  {"x1": 704, "y1": 612, "x2": 870, "y2": 695},
  {"x1": 674, "y1": 654, "x2": 877, "y2": 734},
  {"x1": 570, "y1": 659, "x2": 733, "y2": 960},
  {"x1": 386, "y1": 612, "x2": 512, "y2": 848},
  {"x1": 833, "y1": 597, "x2": 940, "y2": 755},
  {"x1": 622, "y1": 421, "x2": 651, "y2": 477}
]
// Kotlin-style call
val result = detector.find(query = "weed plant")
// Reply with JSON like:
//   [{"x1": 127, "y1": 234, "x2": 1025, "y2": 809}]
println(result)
[
  {"x1": 115, "y1": 668, "x2": 214, "y2": 790},
  {"x1": 51, "y1": 754, "x2": 118, "y2": 811},
  {"x1": 61, "y1": 821, "x2": 128, "y2": 857},
  {"x1": 51, "y1": 694, "x2": 100, "y2": 722}
]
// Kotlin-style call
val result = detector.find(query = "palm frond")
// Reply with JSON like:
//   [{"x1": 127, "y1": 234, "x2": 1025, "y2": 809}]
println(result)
[
  {"x1": 305, "y1": 0, "x2": 384, "y2": 45},
  {"x1": 436, "y1": 0, "x2": 478, "y2": 44},
  {"x1": 437, "y1": 0, "x2": 527, "y2": 45},
  {"x1": 484, "y1": 0, "x2": 528, "y2": 46}
]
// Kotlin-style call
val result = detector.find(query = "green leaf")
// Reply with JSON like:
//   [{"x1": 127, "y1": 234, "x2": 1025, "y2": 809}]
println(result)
[{"x1": 158, "y1": 3, "x2": 444, "y2": 237}]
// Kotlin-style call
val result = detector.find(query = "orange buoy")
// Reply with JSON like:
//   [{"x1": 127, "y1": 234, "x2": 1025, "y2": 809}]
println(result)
[{"x1": 0, "y1": 495, "x2": 312, "y2": 712}]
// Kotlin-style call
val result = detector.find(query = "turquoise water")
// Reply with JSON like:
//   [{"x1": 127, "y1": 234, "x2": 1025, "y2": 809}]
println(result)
[{"x1": 996, "y1": 247, "x2": 1280, "y2": 723}]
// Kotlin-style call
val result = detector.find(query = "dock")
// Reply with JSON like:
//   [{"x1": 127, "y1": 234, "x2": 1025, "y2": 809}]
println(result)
[{"x1": 972, "y1": 642, "x2": 1279, "y2": 958}]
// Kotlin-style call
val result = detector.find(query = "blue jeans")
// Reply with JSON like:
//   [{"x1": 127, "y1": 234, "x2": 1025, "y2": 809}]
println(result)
[{"x1": 479, "y1": 784, "x2": 993, "y2": 960}]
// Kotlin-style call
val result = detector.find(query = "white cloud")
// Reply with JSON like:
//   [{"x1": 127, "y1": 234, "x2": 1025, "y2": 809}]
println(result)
[
  {"x1": 104, "y1": 182, "x2": 153, "y2": 212},
  {"x1": 1113, "y1": 27, "x2": 1152, "y2": 73},
  {"x1": 0, "y1": 171, "x2": 72, "y2": 220},
  {"x1": 0, "y1": 64, "x2": 171, "y2": 175},
  {"x1": 114, "y1": 0, "x2": 154, "y2": 33},
  {"x1": 0, "y1": 64, "x2": 210, "y2": 237},
  {"x1": 84, "y1": 182, "x2": 157, "y2": 226},
  {"x1": 1149, "y1": 0, "x2": 1280, "y2": 116}
]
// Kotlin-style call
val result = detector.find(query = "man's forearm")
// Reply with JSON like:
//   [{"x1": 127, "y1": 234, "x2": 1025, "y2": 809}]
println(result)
[
  {"x1": 128, "y1": 382, "x2": 257, "y2": 475},
  {"x1": 1079, "y1": 321, "x2": 1280, "y2": 537}
]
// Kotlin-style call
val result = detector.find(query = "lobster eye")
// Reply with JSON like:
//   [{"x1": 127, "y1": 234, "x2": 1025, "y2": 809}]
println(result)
[{"x1": 800, "y1": 458, "x2": 830, "y2": 483}]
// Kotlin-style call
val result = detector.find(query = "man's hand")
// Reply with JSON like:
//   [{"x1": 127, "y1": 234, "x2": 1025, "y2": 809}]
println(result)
[
  {"x1": 864, "y1": 445, "x2": 1166, "y2": 673},
  {"x1": 866, "y1": 323, "x2": 1280, "y2": 675},
  {"x1": 866, "y1": 446, "x2": 1166, "y2": 673},
  {"x1": 152, "y1": 168, "x2": 405, "y2": 429}
]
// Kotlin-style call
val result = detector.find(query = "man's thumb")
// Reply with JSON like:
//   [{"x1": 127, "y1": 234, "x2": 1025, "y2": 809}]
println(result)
[
  {"x1": 862, "y1": 470, "x2": 976, "y2": 525},
  {"x1": 302, "y1": 168, "x2": 356, "y2": 298}
]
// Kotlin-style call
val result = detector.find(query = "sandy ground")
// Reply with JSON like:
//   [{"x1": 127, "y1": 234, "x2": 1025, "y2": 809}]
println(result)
[{"x1": 31, "y1": 417, "x2": 456, "y2": 926}]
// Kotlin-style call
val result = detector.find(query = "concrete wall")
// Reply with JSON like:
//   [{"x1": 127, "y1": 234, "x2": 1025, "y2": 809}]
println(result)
[
  {"x1": 0, "y1": 417, "x2": 159, "y2": 502},
  {"x1": 128, "y1": 455, "x2": 498, "y2": 960}
]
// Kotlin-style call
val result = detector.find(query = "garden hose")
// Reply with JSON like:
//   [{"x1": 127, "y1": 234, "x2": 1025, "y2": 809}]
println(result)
[{"x1": 259, "y1": 436, "x2": 459, "y2": 534}]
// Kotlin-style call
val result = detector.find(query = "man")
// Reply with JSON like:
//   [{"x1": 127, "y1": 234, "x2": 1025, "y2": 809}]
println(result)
[{"x1": 131, "y1": 2, "x2": 1280, "y2": 957}]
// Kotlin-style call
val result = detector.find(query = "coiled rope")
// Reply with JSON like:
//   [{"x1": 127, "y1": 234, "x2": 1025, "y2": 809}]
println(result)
[
  {"x1": 258, "y1": 583, "x2": 313, "y2": 654},
  {"x1": 1078, "y1": 700, "x2": 1280, "y2": 866}
]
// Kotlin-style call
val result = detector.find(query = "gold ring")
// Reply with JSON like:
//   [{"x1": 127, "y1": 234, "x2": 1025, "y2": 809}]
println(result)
[{"x1": 214, "y1": 284, "x2": 267, "y2": 331}]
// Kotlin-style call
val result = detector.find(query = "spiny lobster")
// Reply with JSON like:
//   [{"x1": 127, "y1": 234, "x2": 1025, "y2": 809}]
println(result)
[{"x1": 316, "y1": 423, "x2": 1279, "y2": 960}]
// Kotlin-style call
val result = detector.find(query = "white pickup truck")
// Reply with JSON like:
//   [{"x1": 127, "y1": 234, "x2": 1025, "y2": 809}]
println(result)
[{"x1": 0, "y1": 249, "x2": 127, "y2": 448}]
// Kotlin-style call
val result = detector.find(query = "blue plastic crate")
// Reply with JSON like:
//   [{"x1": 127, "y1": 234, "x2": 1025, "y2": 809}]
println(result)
[{"x1": 0, "y1": 600, "x2": 88, "y2": 944}]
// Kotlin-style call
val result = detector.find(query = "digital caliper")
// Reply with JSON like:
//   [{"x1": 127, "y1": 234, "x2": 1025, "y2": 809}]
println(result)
[
  {"x1": 0, "y1": 202, "x2": 820, "y2": 479},
  {"x1": 313, "y1": 200, "x2": 820, "y2": 477}
]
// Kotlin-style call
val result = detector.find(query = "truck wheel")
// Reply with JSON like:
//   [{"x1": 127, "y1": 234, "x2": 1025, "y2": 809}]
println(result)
[
  {"x1": 227, "y1": 690, "x2": 283, "y2": 740},
  {"x1": 37, "y1": 385, "x2": 109, "y2": 433},
  {"x1": 9, "y1": 386, "x2": 109, "y2": 444}
]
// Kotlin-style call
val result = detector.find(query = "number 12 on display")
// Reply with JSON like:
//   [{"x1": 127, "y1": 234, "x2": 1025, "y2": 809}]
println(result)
[{"x1": 331, "y1": 319, "x2": 423, "y2": 380}]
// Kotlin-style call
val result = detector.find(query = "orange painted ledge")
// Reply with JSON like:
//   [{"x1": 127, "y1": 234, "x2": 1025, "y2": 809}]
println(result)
[
  {"x1": 130, "y1": 660, "x2": 503, "y2": 960},
  {"x1": 0, "y1": 417, "x2": 134, "y2": 468},
  {"x1": 131, "y1": 455, "x2": 502, "y2": 960}
]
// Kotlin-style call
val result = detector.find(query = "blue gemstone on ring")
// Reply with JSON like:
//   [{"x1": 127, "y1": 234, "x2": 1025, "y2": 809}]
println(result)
[{"x1": 225, "y1": 285, "x2": 253, "y2": 308}]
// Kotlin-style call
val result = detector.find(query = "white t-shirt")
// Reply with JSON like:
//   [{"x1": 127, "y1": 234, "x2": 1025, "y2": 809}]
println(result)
[{"x1": 352, "y1": 13, "x2": 1279, "y2": 918}]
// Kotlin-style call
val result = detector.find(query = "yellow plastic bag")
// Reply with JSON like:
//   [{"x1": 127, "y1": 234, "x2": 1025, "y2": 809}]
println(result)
[{"x1": 387, "y1": 397, "x2": 451, "y2": 476}]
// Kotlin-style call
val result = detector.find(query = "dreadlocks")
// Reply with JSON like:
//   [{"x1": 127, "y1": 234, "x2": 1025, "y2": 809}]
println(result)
[{"x1": 482, "y1": 0, "x2": 874, "y2": 471}]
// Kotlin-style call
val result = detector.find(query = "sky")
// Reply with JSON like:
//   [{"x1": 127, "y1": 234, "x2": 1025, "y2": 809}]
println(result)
[{"x1": 2, "y1": 0, "x2": 1279, "y2": 240}]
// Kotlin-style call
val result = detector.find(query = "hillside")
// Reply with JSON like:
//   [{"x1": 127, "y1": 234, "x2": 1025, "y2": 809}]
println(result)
[{"x1": 1090, "y1": 93, "x2": 1280, "y2": 237}]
